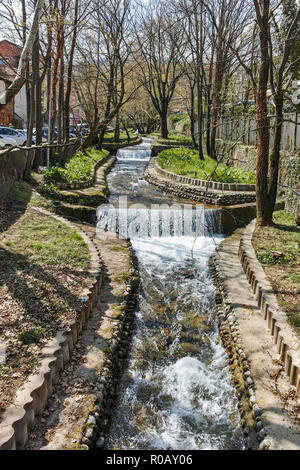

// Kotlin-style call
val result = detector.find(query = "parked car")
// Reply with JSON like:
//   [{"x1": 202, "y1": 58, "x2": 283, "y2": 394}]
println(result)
[
  {"x1": 32, "y1": 128, "x2": 56, "y2": 142},
  {"x1": 0, "y1": 134, "x2": 18, "y2": 148},
  {"x1": 0, "y1": 126, "x2": 27, "y2": 146}
]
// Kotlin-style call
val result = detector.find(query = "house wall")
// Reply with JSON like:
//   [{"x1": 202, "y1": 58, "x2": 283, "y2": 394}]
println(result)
[{"x1": 14, "y1": 85, "x2": 27, "y2": 126}]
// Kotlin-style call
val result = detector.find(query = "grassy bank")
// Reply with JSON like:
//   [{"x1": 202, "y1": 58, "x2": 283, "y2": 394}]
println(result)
[
  {"x1": 103, "y1": 131, "x2": 136, "y2": 142},
  {"x1": 43, "y1": 147, "x2": 109, "y2": 186},
  {"x1": 157, "y1": 147, "x2": 255, "y2": 184},
  {"x1": 252, "y1": 210, "x2": 300, "y2": 330},
  {"x1": 158, "y1": 131, "x2": 193, "y2": 146},
  {"x1": 0, "y1": 182, "x2": 91, "y2": 417}
]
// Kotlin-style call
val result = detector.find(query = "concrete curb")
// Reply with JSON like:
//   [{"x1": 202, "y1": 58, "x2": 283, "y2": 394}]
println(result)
[
  {"x1": 238, "y1": 220, "x2": 300, "y2": 398},
  {"x1": 0, "y1": 210, "x2": 103, "y2": 450},
  {"x1": 154, "y1": 158, "x2": 255, "y2": 192}
]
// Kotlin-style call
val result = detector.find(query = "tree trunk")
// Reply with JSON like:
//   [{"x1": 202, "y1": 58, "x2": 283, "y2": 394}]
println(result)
[
  {"x1": 189, "y1": 84, "x2": 197, "y2": 149},
  {"x1": 64, "y1": 0, "x2": 79, "y2": 143},
  {"x1": 160, "y1": 110, "x2": 168, "y2": 139},
  {"x1": 205, "y1": 88, "x2": 212, "y2": 156},
  {"x1": 114, "y1": 111, "x2": 120, "y2": 142},
  {"x1": 268, "y1": 94, "x2": 283, "y2": 213},
  {"x1": 255, "y1": 0, "x2": 272, "y2": 226},
  {"x1": 32, "y1": 28, "x2": 42, "y2": 170}
]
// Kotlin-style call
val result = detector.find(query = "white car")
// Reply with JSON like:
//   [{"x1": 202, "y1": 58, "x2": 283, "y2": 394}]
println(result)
[
  {"x1": 0, "y1": 127, "x2": 27, "y2": 146},
  {"x1": 0, "y1": 134, "x2": 17, "y2": 148}
]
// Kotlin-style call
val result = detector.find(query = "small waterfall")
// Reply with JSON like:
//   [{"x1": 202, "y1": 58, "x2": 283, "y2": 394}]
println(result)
[
  {"x1": 97, "y1": 206, "x2": 206, "y2": 240},
  {"x1": 116, "y1": 140, "x2": 152, "y2": 162},
  {"x1": 204, "y1": 209, "x2": 222, "y2": 236}
]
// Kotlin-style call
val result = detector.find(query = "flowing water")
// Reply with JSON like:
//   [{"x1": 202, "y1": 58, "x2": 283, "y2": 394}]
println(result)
[{"x1": 97, "y1": 139, "x2": 244, "y2": 450}]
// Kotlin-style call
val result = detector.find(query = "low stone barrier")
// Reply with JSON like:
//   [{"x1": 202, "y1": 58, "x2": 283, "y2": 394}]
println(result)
[
  {"x1": 0, "y1": 138, "x2": 81, "y2": 201},
  {"x1": 145, "y1": 157, "x2": 256, "y2": 206},
  {"x1": 0, "y1": 210, "x2": 103, "y2": 450},
  {"x1": 238, "y1": 220, "x2": 300, "y2": 398},
  {"x1": 101, "y1": 137, "x2": 142, "y2": 155},
  {"x1": 154, "y1": 159, "x2": 255, "y2": 192}
]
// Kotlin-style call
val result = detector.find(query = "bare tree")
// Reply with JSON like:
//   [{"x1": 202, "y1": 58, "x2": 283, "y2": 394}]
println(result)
[
  {"x1": 133, "y1": 0, "x2": 187, "y2": 139},
  {"x1": 0, "y1": 0, "x2": 45, "y2": 110}
]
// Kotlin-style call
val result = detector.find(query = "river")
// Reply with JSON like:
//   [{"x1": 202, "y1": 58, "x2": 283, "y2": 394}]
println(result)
[{"x1": 97, "y1": 138, "x2": 244, "y2": 450}]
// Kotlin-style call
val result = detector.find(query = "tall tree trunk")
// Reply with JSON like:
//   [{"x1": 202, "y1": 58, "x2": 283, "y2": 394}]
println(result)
[
  {"x1": 114, "y1": 110, "x2": 120, "y2": 142},
  {"x1": 57, "y1": 37, "x2": 65, "y2": 145},
  {"x1": 64, "y1": 0, "x2": 79, "y2": 143},
  {"x1": 189, "y1": 84, "x2": 197, "y2": 148},
  {"x1": 32, "y1": 27, "x2": 42, "y2": 170},
  {"x1": 160, "y1": 108, "x2": 168, "y2": 139},
  {"x1": 268, "y1": 93, "x2": 283, "y2": 213},
  {"x1": 255, "y1": 0, "x2": 272, "y2": 226},
  {"x1": 209, "y1": 1, "x2": 225, "y2": 160},
  {"x1": 205, "y1": 88, "x2": 212, "y2": 155}
]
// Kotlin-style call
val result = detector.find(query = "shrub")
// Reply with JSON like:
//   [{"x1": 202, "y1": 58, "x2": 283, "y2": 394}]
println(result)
[
  {"x1": 43, "y1": 148, "x2": 108, "y2": 185},
  {"x1": 169, "y1": 113, "x2": 188, "y2": 124},
  {"x1": 18, "y1": 328, "x2": 44, "y2": 345}
]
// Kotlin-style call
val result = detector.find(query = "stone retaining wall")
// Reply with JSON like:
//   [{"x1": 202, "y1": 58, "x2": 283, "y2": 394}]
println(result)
[
  {"x1": 145, "y1": 157, "x2": 256, "y2": 206},
  {"x1": 0, "y1": 139, "x2": 80, "y2": 202},
  {"x1": 216, "y1": 139, "x2": 300, "y2": 215},
  {"x1": 0, "y1": 210, "x2": 102, "y2": 450},
  {"x1": 239, "y1": 220, "x2": 300, "y2": 398},
  {"x1": 154, "y1": 159, "x2": 255, "y2": 192}
]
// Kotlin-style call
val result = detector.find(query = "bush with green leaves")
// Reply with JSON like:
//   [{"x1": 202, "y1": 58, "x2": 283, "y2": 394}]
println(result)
[
  {"x1": 157, "y1": 147, "x2": 255, "y2": 184},
  {"x1": 169, "y1": 114, "x2": 188, "y2": 124},
  {"x1": 43, "y1": 148, "x2": 109, "y2": 185}
]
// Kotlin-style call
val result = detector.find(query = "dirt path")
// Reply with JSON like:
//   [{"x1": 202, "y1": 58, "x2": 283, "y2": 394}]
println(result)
[
  {"x1": 25, "y1": 226, "x2": 132, "y2": 450},
  {"x1": 218, "y1": 230, "x2": 300, "y2": 450}
]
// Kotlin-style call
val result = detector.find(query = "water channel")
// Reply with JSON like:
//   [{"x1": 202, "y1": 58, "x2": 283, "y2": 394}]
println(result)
[{"x1": 97, "y1": 139, "x2": 244, "y2": 450}]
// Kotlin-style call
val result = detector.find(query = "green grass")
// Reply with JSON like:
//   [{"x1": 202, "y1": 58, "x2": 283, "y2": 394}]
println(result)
[
  {"x1": 252, "y1": 210, "x2": 300, "y2": 330},
  {"x1": 13, "y1": 216, "x2": 90, "y2": 269},
  {"x1": 103, "y1": 131, "x2": 136, "y2": 142},
  {"x1": 43, "y1": 147, "x2": 109, "y2": 185},
  {"x1": 158, "y1": 131, "x2": 193, "y2": 146},
  {"x1": 17, "y1": 328, "x2": 44, "y2": 345},
  {"x1": 157, "y1": 147, "x2": 255, "y2": 183},
  {"x1": 169, "y1": 113, "x2": 189, "y2": 124}
]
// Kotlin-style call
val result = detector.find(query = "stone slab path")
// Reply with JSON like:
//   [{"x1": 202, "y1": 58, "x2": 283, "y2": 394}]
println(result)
[{"x1": 218, "y1": 230, "x2": 300, "y2": 450}]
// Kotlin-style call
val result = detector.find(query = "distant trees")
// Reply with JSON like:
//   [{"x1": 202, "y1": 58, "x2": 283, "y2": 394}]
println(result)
[
  {"x1": 133, "y1": 0, "x2": 187, "y2": 139},
  {"x1": 74, "y1": 0, "x2": 137, "y2": 149},
  {"x1": 0, "y1": 0, "x2": 298, "y2": 226}
]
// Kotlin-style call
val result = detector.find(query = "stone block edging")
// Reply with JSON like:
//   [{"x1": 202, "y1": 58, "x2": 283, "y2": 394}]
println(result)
[
  {"x1": 238, "y1": 219, "x2": 300, "y2": 397},
  {"x1": 55, "y1": 154, "x2": 111, "y2": 190},
  {"x1": 154, "y1": 158, "x2": 255, "y2": 192},
  {"x1": 0, "y1": 209, "x2": 103, "y2": 450}
]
